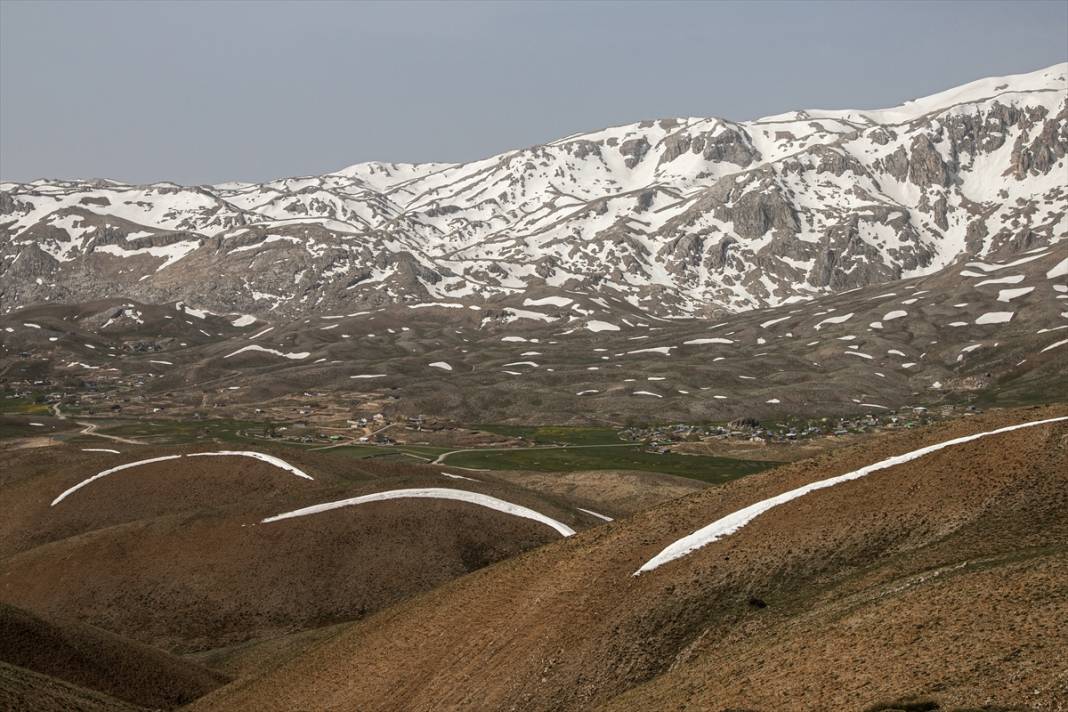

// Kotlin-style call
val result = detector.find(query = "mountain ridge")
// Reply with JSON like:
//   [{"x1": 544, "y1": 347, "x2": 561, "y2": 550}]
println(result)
[{"x1": 2, "y1": 63, "x2": 1065, "y2": 318}]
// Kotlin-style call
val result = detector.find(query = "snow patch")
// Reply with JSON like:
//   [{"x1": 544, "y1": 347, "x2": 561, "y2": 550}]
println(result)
[
  {"x1": 634, "y1": 416, "x2": 1068, "y2": 575},
  {"x1": 997, "y1": 287, "x2": 1034, "y2": 302},
  {"x1": 223, "y1": 344, "x2": 309, "y2": 360},
  {"x1": 813, "y1": 313, "x2": 854, "y2": 330},
  {"x1": 975, "y1": 311, "x2": 1014, "y2": 325},
  {"x1": 261, "y1": 487, "x2": 575, "y2": 536}
]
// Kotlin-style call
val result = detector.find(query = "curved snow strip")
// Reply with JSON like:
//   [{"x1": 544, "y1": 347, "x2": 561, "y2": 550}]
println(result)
[
  {"x1": 813, "y1": 312, "x2": 853, "y2": 330},
  {"x1": 441, "y1": 471, "x2": 479, "y2": 482},
  {"x1": 975, "y1": 274, "x2": 1024, "y2": 287},
  {"x1": 261, "y1": 487, "x2": 576, "y2": 537},
  {"x1": 634, "y1": 415, "x2": 1068, "y2": 575},
  {"x1": 578, "y1": 507, "x2": 613, "y2": 522},
  {"x1": 224, "y1": 344, "x2": 309, "y2": 360},
  {"x1": 524, "y1": 296, "x2": 572, "y2": 307},
  {"x1": 185, "y1": 451, "x2": 313, "y2": 480},
  {"x1": 52, "y1": 451, "x2": 313, "y2": 506},
  {"x1": 82, "y1": 448, "x2": 120, "y2": 454},
  {"x1": 51, "y1": 455, "x2": 181, "y2": 506},
  {"x1": 628, "y1": 346, "x2": 674, "y2": 355},
  {"x1": 965, "y1": 253, "x2": 1047, "y2": 272}
]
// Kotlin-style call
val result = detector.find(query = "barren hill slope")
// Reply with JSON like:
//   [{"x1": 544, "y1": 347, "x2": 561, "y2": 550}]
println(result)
[
  {"x1": 189, "y1": 407, "x2": 1068, "y2": 712},
  {"x1": 0, "y1": 444, "x2": 611, "y2": 653},
  {"x1": 0, "y1": 602, "x2": 225, "y2": 710},
  {"x1": 0, "y1": 661, "x2": 145, "y2": 712}
]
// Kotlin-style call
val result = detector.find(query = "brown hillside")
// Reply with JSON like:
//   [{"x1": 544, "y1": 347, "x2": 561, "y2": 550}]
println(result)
[
  {"x1": 0, "y1": 661, "x2": 144, "y2": 712},
  {"x1": 0, "y1": 602, "x2": 224, "y2": 710},
  {"x1": 0, "y1": 446, "x2": 600, "y2": 653},
  {"x1": 189, "y1": 406, "x2": 1068, "y2": 712}
]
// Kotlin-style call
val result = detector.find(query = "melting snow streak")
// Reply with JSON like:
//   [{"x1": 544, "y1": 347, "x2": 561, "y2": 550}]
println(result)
[
  {"x1": 261, "y1": 487, "x2": 575, "y2": 536},
  {"x1": 52, "y1": 451, "x2": 312, "y2": 506},
  {"x1": 51, "y1": 455, "x2": 182, "y2": 506},
  {"x1": 634, "y1": 415, "x2": 1068, "y2": 575}
]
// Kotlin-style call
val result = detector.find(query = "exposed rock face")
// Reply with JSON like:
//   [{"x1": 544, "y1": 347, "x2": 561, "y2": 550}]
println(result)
[
  {"x1": 1, "y1": 63, "x2": 1066, "y2": 317},
  {"x1": 726, "y1": 182, "x2": 800, "y2": 240},
  {"x1": 0, "y1": 191, "x2": 34, "y2": 216},
  {"x1": 663, "y1": 233, "x2": 706, "y2": 269},
  {"x1": 705, "y1": 236, "x2": 738, "y2": 271},
  {"x1": 907, "y1": 135, "x2": 951, "y2": 187},
  {"x1": 619, "y1": 138, "x2": 650, "y2": 169},
  {"x1": 1012, "y1": 103, "x2": 1068, "y2": 178},
  {"x1": 812, "y1": 215, "x2": 908, "y2": 290},
  {"x1": 880, "y1": 146, "x2": 910, "y2": 182}
]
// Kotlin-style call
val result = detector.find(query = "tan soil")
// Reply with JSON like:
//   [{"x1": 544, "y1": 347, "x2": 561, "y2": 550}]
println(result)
[
  {"x1": 0, "y1": 436, "x2": 62, "y2": 451},
  {"x1": 669, "y1": 432, "x2": 867, "y2": 461},
  {"x1": 0, "y1": 445, "x2": 594, "y2": 653},
  {"x1": 188, "y1": 406, "x2": 1068, "y2": 712},
  {"x1": 491, "y1": 469, "x2": 707, "y2": 517}
]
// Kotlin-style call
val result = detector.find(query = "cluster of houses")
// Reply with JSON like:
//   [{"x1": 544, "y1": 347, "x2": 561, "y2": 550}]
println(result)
[
  {"x1": 621, "y1": 404, "x2": 979, "y2": 450},
  {"x1": 2, "y1": 376, "x2": 145, "y2": 415}
]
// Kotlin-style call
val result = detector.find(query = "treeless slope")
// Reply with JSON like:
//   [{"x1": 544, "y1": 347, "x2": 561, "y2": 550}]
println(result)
[
  {"x1": 0, "y1": 661, "x2": 144, "y2": 712},
  {"x1": 0, "y1": 603, "x2": 225, "y2": 709},
  {"x1": 185, "y1": 621, "x2": 351, "y2": 681},
  {"x1": 189, "y1": 406, "x2": 1068, "y2": 712},
  {"x1": 489, "y1": 469, "x2": 707, "y2": 518},
  {"x1": 0, "y1": 446, "x2": 593, "y2": 653}
]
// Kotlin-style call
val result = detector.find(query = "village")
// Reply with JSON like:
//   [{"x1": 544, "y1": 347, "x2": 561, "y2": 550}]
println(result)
[
  {"x1": 3, "y1": 369, "x2": 984, "y2": 457},
  {"x1": 620, "y1": 403, "x2": 981, "y2": 454}
]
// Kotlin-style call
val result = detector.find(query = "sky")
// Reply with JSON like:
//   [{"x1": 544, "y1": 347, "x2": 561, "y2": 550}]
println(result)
[{"x1": 1, "y1": 0, "x2": 1066, "y2": 185}]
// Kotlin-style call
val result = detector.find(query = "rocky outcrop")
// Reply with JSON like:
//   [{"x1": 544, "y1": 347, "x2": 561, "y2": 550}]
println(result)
[
  {"x1": 1011, "y1": 102, "x2": 1068, "y2": 178},
  {"x1": 907, "y1": 135, "x2": 951, "y2": 187},
  {"x1": 726, "y1": 181, "x2": 800, "y2": 240},
  {"x1": 619, "y1": 137, "x2": 651, "y2": 169}
]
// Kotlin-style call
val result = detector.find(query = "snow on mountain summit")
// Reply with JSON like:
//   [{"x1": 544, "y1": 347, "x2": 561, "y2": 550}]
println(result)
[{"x1": 2, "y1": 63, "x2": 1065, "y2": 318}]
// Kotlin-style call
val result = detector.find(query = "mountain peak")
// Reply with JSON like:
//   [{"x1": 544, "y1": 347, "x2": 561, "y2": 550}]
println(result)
[{"x1": 2, "y1": 64, "x2": 1065, "y2": 319}]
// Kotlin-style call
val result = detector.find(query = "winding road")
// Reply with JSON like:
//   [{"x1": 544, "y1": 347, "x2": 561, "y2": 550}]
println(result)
[
  {"x1": 52, "y1": 403, "x2": 144, "y2": 445},
  {"x1": 75, "y1": 421, "x2": 145, "y2": 445}
]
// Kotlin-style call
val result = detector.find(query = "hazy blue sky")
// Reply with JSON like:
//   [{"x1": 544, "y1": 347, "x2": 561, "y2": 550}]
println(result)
[{"x1": 2, "y1": 0, "x2": 1065, "y2": 184}]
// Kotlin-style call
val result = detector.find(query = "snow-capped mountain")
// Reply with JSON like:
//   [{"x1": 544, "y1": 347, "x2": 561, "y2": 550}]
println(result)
[{"x1": 2, "y1": 63, "x2": 1065, "y2": 317}]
